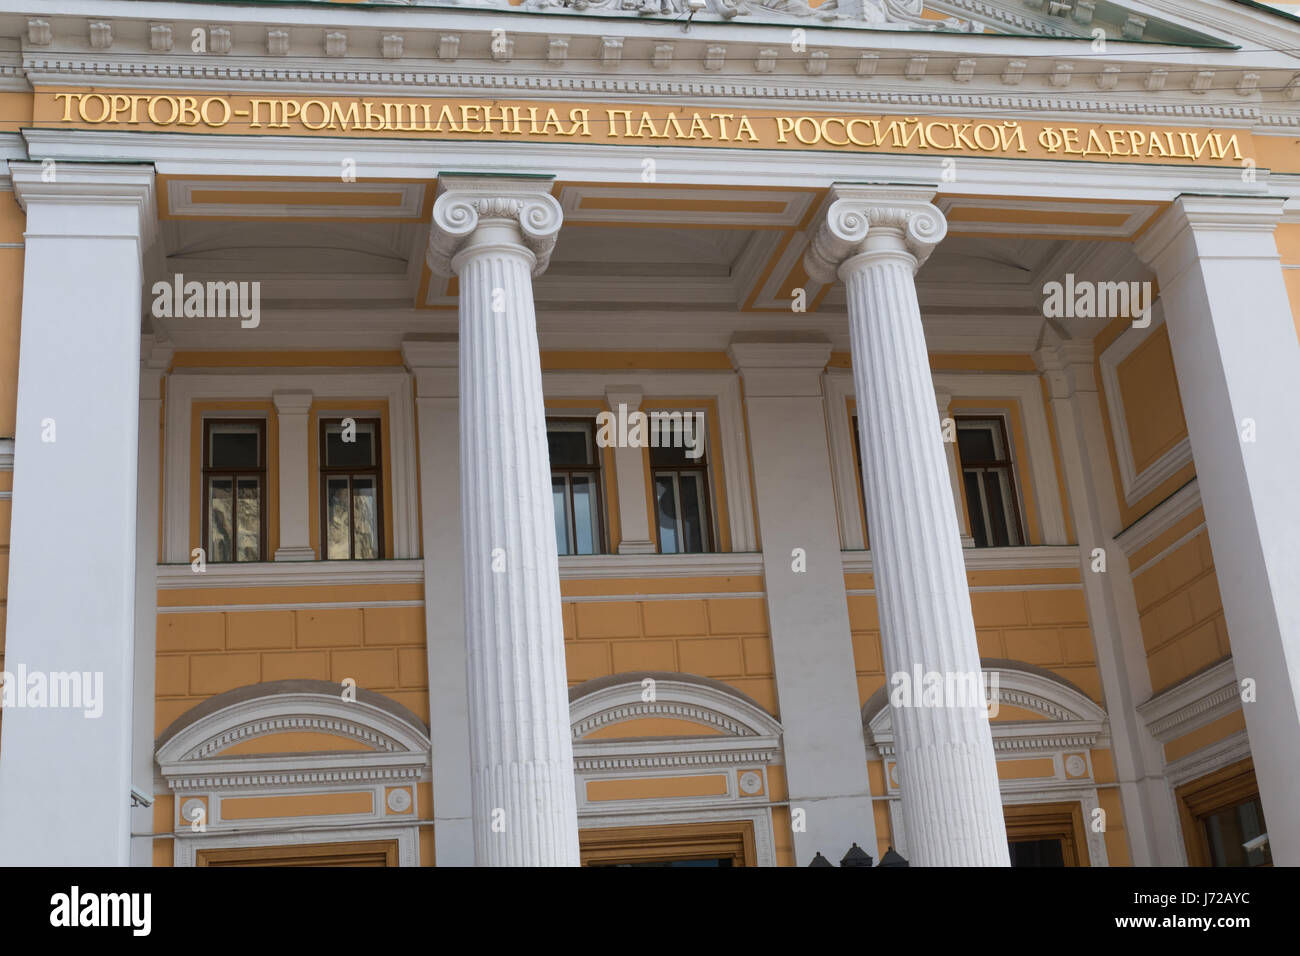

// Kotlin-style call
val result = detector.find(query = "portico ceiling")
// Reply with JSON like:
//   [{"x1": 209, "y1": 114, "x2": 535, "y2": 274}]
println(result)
[{"x1": 149, "y1": 175, "x2": 1148, "y2": 353}]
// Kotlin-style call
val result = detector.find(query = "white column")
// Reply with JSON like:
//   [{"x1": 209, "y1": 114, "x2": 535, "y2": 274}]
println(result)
[
  {"x1": 804, "y1": 185, "x2": 1009, "y2": 866},
  {"x1": 427, "y1": 175, "x2": 579, "y2": 867},
  {"x1": 273, "y1": 390, "x2": 314, "y2": 561},
  {"x1": 935, "y1": 389, "x2": 975, "y2": 548},
  {"x1": 1135, "y1": 196, "x2": 1300, "y2": 866},
  {"x1": 1035, "y1": 331, "x2": 1179, "y2": 865},
  {"x1": 603, "y1": 385, "x2": 656, "y2": 554},
  {"x1": 402, "y1": 336, "x2": 476, "y2": 866},
  {"x1": 131, "y1": 335, "x2": 172, "y2": 866},
  {"x1": 729, "y1": 337, "x2": 878, "y2": 864},
  {"x1": 0, "y1": 162, "x2": 155, "y2": 865}
]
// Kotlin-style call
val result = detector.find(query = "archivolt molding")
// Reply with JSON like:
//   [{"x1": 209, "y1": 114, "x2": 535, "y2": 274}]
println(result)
[
  {"x1": 569, "y1": 673, "x2": 784, "y2": 829},
  {"x1": 863, "y1": 660, "x2": 1109, "y2": 760},
  {"x1": 156, "y1": 680, "x2": 432, "y2": 791},
  {"x1": 570, "y1": 672, "x2": 783, "y2": 741}
]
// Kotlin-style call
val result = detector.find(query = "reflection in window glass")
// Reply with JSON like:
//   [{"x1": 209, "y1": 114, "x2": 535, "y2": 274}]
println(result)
[{"x1": 320, "y1": 419, "x2": 382, "y2": 560}]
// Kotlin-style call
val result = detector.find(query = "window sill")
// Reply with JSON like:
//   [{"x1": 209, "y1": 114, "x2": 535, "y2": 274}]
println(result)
[{"x1": 156, "y1": 558, "x2": 424, "y2": 589}]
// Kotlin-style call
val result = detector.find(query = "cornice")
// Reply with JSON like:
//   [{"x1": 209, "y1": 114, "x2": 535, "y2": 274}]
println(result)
[
  {"x1": 20, "y1": 52, "x2": 1293, "y2": 128},
  {"x1": 1136, "y1": 658, "x2": 1240, "y2": 743}
]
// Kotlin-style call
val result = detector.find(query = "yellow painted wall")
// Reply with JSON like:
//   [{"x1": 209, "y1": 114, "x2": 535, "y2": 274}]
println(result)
[
  {"x1": 155, "y1": 595, "x2": 428, "y2": 733},
  {"x1": 1131, "y1": 510, "x2": 1230, "y2": 694},
  {"x1": 561, "y1": 581, "x2": 777, "y2": 716},
  {"x1": 1093, "y1": 316, "x2": 1196, "y2": 529},
  {"x1": 846, "y1": 568, "x2": 1101, "y2": 706},
  {"x1": 1274, "y1": 223, "x2": 1300, "y2": 345}
]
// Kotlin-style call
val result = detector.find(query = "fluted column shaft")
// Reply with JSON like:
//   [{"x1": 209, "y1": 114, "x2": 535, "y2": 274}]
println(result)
[
  {"x1": 429, "y1": 177, "x2": 579, "y2": 867},
  {"x1": 806, "y1": 186, "x2": 1008, "y2": 866}
]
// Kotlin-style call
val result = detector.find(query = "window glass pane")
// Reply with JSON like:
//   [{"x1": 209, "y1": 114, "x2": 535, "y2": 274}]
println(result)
[
  {"x1": 352, "y1": 477, "x2": 378, "y2": 559},
  {"x1": 548, "y1": 424, "x2": 592, "y2": 467},
  {"x1": 236, "y1": 478, "x2": 261, "y2": 562},
  {"x1": 326, "y1": 477, "x2": 351, "y2": 559},
  {"x1": 325, "y1": 423, "x2": 375, "y2": 468},
  {"x1": 983, "y1": 470, "x2": 1011, "y2": 548},
  {"x1": 655, "y1": 474, "x2": 679, "y2": 554},
  {"x1": 994, "y1": 469, "x2": 1021, "y2": 546},
  {"x1": 208, "y1": 477, "x2": 234, "y2": 562},
  {"x1": 552, "y1": 476, "x2": 571, "y2": 555},
  {"x1": 649, "y1": 416, "x2": 707, "y2": 466},
  {"x1": 210, "y1": 425, "x2": 260, "y2": 469},
  {"x1": 1205, "y1": 798, "x2": 1272, "y2": 867},
  {"x1": 963, "y1": 471, "x2": 988, "y2": 547},
  {"x1": 571, "y1": 475, "x2": 599, "y2": 556},
  {"x1": 957, "y1": 424, "x2": 997, "y2": 463},
  {"x1": 680, "y1": 473, "x2": 705, "y2": 554}
]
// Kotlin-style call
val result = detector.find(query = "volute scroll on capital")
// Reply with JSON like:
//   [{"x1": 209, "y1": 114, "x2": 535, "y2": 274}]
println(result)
[
  {"x1": 427, "y1": 184, "x2": 564, "y2": 278},
  {"x1": 803, "y1": 192, "x2": 948, "y2": 285}
]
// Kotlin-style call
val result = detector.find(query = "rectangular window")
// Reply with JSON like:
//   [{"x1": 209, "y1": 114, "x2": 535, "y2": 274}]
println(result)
[
  {"x1": 320, "y1": 418, "x2": 383, "y2": 560},
  {"x1": 956, "y1": 416, "x2": 1024, "y2": 548},
  {"x1": 652, "y1": 416, "x2": 713, "y2": 555},
  {"x1": 202, "y1": 420, "x2": 266, "y2": 563},
  {"x1": 548, "y1": 420, "x2": 604, "y2": 556},
  {"x1": 1177, "y1": 760, "x2": 1272, "y2": 867}
]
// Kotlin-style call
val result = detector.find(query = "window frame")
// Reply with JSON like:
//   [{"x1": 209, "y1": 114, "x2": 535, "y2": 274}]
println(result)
[
  {"x1": 955, "y1": 414, "x2": 1027, "y2": 549},
  {"x1": 1176, "y1": 758, "x2": 1271, "y2": 867},
  {"x1": 650, "y1": 418, "x2": 715, "y2": 556},
  {"x1": 580, "y1": 821, "x2": 755, "y2": 867},
  {"x1": 318, "y1": 416, "x2": 385, "y2": 561},
  {"x1": 201, "y1": 417, "x2": 268, "y2": 564},
  {"x1": 1003, "y1": 801, "x2": 1089, "y2": 867},
  {"x1": 548, "y1": 417, "x2": 607, "y2": 556}
]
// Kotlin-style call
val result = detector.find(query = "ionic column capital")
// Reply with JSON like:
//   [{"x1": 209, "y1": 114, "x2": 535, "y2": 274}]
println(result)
[
  {"x1": 803, "y1": 184, "x2": 947, "y2": 284},
  {"x1": 427, "y1": 175, "x2": 563, "y2": 278}
]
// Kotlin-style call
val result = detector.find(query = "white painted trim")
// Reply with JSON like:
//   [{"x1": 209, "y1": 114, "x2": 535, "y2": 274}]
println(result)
[
  {"x1": 544, "y1": 370, "x2": 756, "y2": 552},
  {"x1": 156, "y1": 559, "x2": 424, "y2": 589},
  {"x1": 841, "y1": 544, "x2": 1080, "y2": 574},
  {"x1": 1136, "y1": 659, "x2": 1241, "y2": 745},
  {"x1": 569, "y1": 675, "x2": 783, "y2": 866},
  {"x1": 173, "y1": 824, "x2": 420, "y2": 868},
  {"x1": 158, "y1": 599, "x2": 425, "y2": 614},
  {"x1": 557, "y1": 552, "x2": 763, "y2": 579},
  {"x1": 1098, "y1": 304, "x2": 1195, "y2": 508},
  {"x1": 1114, "y1": 478, "x2": 1201, "y2": 557},
  {"x1": 163, "y1": 369, "x2": 420, "y2": 564},
  {"x1": 826, "y1": 368, "x2": 1069, "y2": 547}
]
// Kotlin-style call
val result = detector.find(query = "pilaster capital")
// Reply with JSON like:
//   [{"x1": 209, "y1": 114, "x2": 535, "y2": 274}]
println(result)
[
  {"x1": 1034, "y1": 330, "x2": 1097, "y2": 400},
  {"x1": 803, "y1": 184, "x2": 946, "y2": 284},
  {"x1": 402, "y1": 335, "x2": 458, "y2": 400},
  {"x1": 727, "y1": 334, "x2": 831, "y2": 397},
  {"x1": 272, "y1": 390, "x2": 314, "y2": 416},
  {"x1": 9, "y1": 161, "x2": 158, "y2": 251},
  {"x1": 139, "y1": 334, "x2": 173, "y2": 401},
  {"x1": 427, "y1": 174, "x2": 563, "y2": 278},
  {"x1": 1134, "y1": 194, "x2": 1288, "y2": 281},
  {"x1": 604, "y1": 385, "x2": 643, "y2": 413}
]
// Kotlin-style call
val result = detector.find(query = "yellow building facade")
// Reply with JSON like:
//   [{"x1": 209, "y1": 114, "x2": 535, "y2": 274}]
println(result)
[{"x1": 0, "y1": 0, "x2": 1296, "y2": 868}]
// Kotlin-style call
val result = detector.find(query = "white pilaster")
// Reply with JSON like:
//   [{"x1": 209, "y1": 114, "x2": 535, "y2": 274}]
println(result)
[
  {"x1": 935, "y1": 389, "x2": 975, "y2": 549},
  {"x1": 402, "y1": 336, "x2": 476, "y2": 866},
  {"x1": 1035, "y1": 331, "x2": 1180, "y2": 865},
  {"x1": 427, "y1": 175, "x2": 579, "y2": 867},
  {"x1": 131, "y1": 335, "x2": 172, "y2": 866},
  {"x1": 273, "y1": 390, "x2": 315, "y2": 561},
  {"x1": 1135, "y1": 196, "x2": 1300, "y2": 866},
  {"x1": 728, "y1": 336, "x2": 878, "y2": 864},
  {"x1": 804, "y1": 185, "x2": 1009, "y2": 866},
  {"x1": 0, "y1": 162, "x2": 156, "y2": 865},
  {"x1": 603, "y1": 385, "x2": 656, "y2": 554}
]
